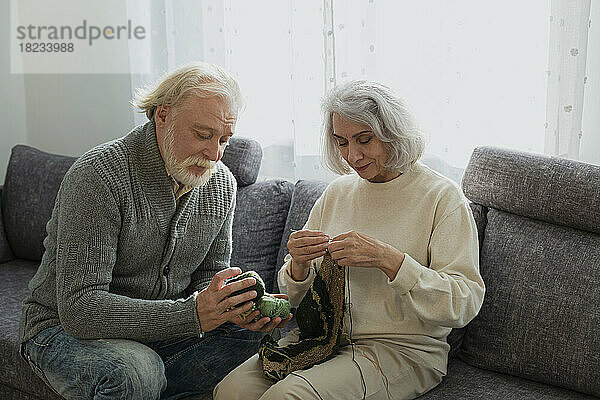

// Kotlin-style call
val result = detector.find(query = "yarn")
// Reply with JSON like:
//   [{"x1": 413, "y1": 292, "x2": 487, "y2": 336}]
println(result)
[
  {"x1": 256, "y1": 295, "x2": 292, "y2": 319},
  {"x1": 227, "y1": 271, "x2": 291, "y2": 320},
  {"x1": 227, "y1": 270, "x2": 265, "y2": 300}
]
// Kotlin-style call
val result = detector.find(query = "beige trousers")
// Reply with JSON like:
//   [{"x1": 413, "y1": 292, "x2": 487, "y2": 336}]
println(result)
[{"x1": 214, "y1": 329, "x2": 443, "y2": 400}]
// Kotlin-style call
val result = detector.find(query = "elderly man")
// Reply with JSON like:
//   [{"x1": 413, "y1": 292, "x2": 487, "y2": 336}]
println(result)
[{"x1": 19, "y1": 62, "x2": 290, "y2": 399}]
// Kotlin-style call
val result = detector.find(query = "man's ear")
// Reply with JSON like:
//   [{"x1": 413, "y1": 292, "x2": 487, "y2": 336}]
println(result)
[{"x1": 154, "y1": 105, "x2": 171, "y2": 127}]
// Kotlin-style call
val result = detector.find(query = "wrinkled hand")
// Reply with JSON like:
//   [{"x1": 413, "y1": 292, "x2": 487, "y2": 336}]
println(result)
[
  {"x1": 195, "y1": 267, "x2": 258, "y2": 332},
  {"x1": 327, "y1": 230, "x2": 405, "y2": 280},
  {"x1": 287, "y1": 229, "x2": 329, "y2": 281},
  {"x1": 235, "y1": 293, "x2": 293, "y2": 332}
]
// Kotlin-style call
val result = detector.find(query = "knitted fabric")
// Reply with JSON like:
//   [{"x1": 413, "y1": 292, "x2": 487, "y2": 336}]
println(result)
[{"x1": 259, "y1": 253, "x2": 346, "y2": 381}]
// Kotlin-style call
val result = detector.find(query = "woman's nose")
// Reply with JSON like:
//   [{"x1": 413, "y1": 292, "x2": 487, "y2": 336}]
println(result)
[{"x1": 347, "y1": 143, "x2": 363, "y2": 164}]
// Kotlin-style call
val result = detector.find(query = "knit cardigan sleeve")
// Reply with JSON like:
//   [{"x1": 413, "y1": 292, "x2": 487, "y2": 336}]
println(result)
[
  {"x1": 186, "y1": 193, "x2": 236, "y2": 295},
  {"x1": 55, "y1": 165, "x2": 202, "y2": 342}
]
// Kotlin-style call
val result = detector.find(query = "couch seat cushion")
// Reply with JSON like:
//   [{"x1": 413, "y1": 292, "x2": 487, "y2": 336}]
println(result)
[
  {"x1": 420, "y1": 358, "x2": 597, "y2": 399},
  {"x1": 0, "y1": 260, "x2": 61, "y2": 399}
]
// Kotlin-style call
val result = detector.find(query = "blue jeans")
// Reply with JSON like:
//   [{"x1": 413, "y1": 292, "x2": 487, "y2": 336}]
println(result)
[{"x1": 22, "y1": 323, "x2": 264, "y2": 400}]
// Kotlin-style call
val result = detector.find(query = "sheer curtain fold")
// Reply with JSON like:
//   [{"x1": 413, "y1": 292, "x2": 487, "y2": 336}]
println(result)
[
  {"x1": 127, "y1": 0, "x2": 598, "y2": 183},
  {"x1": 127, "y1": 0, "x2": 205, "y2": 127},
  {"x1": 580, "y1": 1, "x2": 600, "y2": 165},
  {"x1": 545, "y1": 0, "x2": 592, "y2": 160}
]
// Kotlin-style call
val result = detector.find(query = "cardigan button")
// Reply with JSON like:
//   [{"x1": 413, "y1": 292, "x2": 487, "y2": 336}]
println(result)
[{"x1": 163, "y1": 266, "x2": 170, "y2": 276}]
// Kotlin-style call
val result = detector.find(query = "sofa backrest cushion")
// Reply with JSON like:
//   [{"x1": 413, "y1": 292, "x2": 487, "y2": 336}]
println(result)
[
  {"x1": 0, "y1": 187, "x2": 15, "y2": 263},
  {"x1": 469, "y1": 203, "x2": 487, "y2": 252},
  {"x1": 459, "y1": 209, "x2": 600, "y2": 396},
  {"x1": 221, "y1": 136, "x2": 262, "y2": 187},
  {"x1": 231, "y1": 180, "x2": 294, "y2": 292},
  {"x1": 274, "y1": 180, "x2": 328, "y2": 291},
  {"x1": 2, "y1": 146, "x2": 77, "y2": 261},
  {"x1": 462, "y1": 146, "x2": 600, "y2": 234},
  {"x1": 1, "y1": 136, "x2": 260, "y2": 262},
  {"x1": 445, "y1": 202, "x2": 488, "y2": 358}
]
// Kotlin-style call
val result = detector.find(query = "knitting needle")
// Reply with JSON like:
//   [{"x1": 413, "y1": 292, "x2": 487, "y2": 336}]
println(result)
[{"x1": 290, "y1": 229, "x2": 332, "y2": 244}]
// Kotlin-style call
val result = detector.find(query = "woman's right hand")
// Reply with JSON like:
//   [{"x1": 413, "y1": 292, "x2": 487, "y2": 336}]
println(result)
[{"x1": 287, "y1": 229, "x2": 330, "y2": 281}]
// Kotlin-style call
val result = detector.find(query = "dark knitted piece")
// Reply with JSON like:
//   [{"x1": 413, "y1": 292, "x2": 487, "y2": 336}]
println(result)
[{"x1": 258, "y1": 253, "x2": 346, "y2": 381}]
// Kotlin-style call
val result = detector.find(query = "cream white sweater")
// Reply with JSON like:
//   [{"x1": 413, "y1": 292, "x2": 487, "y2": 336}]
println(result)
[{"x1": 278, "y1": 163, "x2": 485, "y2": 373}]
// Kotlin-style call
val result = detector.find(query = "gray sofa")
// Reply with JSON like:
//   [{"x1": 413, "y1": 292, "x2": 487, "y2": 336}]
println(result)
[{"x1": 0, "y1": 141, "x2": 598, "y2": 399}]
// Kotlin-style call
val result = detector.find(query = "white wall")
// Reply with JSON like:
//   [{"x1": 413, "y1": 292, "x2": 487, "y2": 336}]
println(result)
[
  {"x1": 22, "y1": 74, "x2": 134, "y2": 157},
  {"x1": 1, "y1": 1, "x2": 135, "y2": 185},
  {"x1": 580, "y1": 0, "x2": 600, "y2": 166},
  {"x1": 1, "y1": 0, "x2": 27, "y2": 186}
]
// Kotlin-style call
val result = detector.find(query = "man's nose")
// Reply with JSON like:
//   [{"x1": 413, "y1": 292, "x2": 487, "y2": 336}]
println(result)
[{"x1": 203, "y1": 139, "x2": 221, "y2": 161}]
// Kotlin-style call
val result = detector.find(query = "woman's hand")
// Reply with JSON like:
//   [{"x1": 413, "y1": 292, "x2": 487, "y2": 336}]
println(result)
[
  {"x1": 327, "y1": 231, "x2": 405, "y2": 280},
  {"x1": 287, "y1": 229, "x2": 330, "y2": 281}
]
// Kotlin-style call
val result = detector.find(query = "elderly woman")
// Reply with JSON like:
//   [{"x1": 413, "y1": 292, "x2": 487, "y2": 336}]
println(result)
[{"x1": 214, "y1": 80, "x2": 485, "y2": 400}]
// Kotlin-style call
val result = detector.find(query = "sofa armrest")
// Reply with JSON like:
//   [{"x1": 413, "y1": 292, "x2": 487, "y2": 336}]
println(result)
[{"x1": 0, "y1": 186, "x2": 15, "y2": 262}]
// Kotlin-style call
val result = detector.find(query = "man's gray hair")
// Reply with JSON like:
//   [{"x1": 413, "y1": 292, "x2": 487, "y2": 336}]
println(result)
[
  {"x1": 133, "y1": 62, "x2": 243, "y2": 120},
  {"x1": 321, "y1": 80, "x2": 426, "y2": 175}
]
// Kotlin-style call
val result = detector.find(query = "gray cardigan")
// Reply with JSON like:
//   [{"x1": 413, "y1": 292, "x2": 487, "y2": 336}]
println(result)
[{"x1": 20, "y1": 121, "x2": 236, "y2": 344}]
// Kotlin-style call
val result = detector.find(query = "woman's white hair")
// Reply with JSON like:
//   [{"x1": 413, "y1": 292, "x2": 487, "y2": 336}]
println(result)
[
  {"x1": 322, "y1": 80, "x2": 426, "y2": 175},
  {"x1": 133, "y1": 61, "x2": 243, "y2": 120}
]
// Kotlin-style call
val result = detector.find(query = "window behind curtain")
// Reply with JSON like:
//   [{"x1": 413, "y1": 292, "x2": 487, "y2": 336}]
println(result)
[{"x1": 186, "y1": 0, "x2": 551, "y2": 182}]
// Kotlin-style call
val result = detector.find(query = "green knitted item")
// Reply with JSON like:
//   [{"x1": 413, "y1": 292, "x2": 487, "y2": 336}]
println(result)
[
  {"x1": 255, "y1": 295, "x2": 291, "y2": 319},
  {"x1": 227, "y1": 271, "x2": 290, "y2": 320},
  {"x1": 258, "y1": 253, "x2": 347, "y2": 381}
]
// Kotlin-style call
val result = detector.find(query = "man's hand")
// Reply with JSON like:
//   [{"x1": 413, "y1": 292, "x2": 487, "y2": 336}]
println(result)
[
  {"x1": 234, "y1": 293, "x2": 293, "y2": 332},
  {"x1": 195, "y1": 268, "x2": 258, "y2": 332}
]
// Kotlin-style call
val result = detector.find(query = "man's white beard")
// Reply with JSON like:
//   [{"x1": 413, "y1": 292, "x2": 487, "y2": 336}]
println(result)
[{"x1": 162, "y1": 124, "x2": 217, "y2": 187}]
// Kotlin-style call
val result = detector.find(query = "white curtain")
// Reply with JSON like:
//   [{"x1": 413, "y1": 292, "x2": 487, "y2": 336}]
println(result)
[
  {"x1": 126, "y1": 0, "x2": 597, "y2": 183},
  {"x1": 126, "y1": 0, "x2": 205, "y2": 127},
  {"x1": 545, "y1": 0, "x2": 591, "y2": 160},
  {"x1": 580, "y1": 1, "x2": 600, "y2": 166}
]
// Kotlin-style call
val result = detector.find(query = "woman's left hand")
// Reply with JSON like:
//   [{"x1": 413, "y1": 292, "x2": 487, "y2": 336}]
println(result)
[{"x1": 327, "y1": 231, "x2": 405, "y2": 280}]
